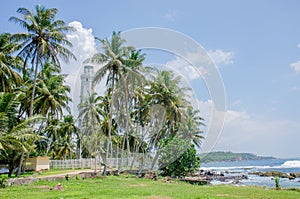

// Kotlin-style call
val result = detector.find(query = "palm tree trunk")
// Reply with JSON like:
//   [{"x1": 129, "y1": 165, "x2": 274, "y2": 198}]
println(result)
[
  {"x1": 104, "y1": 72, "x2": 115, "y2": 175},
  {"x1": 118, "y1": 133, "x2": 126, "y2": 174},
  {"x1": 17, "y1": 52, "x2": 40, "y2": 177},
  {"x1": 123, "y1": 78, "x2": 131, "y2": 169}
]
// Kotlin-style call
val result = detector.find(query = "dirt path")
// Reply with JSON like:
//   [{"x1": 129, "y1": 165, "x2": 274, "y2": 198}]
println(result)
[{"x1": 35, "y1": 169, "x2": 100, "y2": 179}]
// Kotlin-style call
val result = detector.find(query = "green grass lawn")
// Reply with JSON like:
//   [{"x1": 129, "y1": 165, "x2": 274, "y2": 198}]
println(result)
[{"x1": 0, "y1": 175, "x2": 299, "y2": 199}]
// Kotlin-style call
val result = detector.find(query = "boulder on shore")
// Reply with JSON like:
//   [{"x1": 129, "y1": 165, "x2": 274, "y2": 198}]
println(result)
[{"x1": 250, "y1": 171, "x2": 295, "y2": 180}]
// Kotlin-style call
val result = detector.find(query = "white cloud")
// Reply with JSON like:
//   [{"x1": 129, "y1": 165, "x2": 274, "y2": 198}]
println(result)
[
  {"x1": 214, "y1": 109, "x2": 300, "y2": 158},
  {"x1": 290, "y1": 60, "x2": 300, "y2": 74},
  {"x1": 60, "y1": 21, "x2": 97, "y2": 114},
  {"x1": 208, "y1": 49, "x2": 234, "y2": 65},
  {"x1": 194, "y1": 98, "x2": 300, "y2": 158}
]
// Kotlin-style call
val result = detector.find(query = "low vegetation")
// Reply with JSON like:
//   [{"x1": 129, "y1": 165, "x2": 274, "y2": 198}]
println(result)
[{"x1": 0, "y1": 175, "x2": 299, "y2": 199}]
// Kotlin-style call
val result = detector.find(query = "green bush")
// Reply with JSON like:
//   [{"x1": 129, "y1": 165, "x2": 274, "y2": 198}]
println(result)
[
  {"x1": 159, "y1": 137, "x2": 200, "y2": 177},
  {"x1": 275, "y1": 176, "x2": 281, "y2": 190},
  {"x1": 0, "y1": 176, "x2": 8, "y2": 188}
]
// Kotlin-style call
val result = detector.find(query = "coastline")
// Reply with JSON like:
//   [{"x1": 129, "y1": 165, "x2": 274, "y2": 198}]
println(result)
[{"x1": 200, "y1": 158, "x2": 300, "y2": 188}]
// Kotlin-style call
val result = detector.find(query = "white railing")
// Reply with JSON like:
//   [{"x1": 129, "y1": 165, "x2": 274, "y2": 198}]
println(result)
[{"x1": 49, "y1": 155, "x2": 155, "y2": 170}]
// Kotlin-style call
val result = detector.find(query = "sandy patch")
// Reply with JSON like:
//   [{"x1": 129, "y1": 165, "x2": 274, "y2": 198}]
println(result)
[
  {"x1": 215, "y1": 194, "x2": 229, "y2": 197},
  {"x1": 129, "y1": 183, "x2": 146, "y2": 187}
]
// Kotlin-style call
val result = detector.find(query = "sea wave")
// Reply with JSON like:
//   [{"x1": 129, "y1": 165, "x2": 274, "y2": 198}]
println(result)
[
  {"x1": 201, "y1": 160, "x2": 300, "y2": 171},
  {"x1": 280, "y1": 160, "x2": 300, "y2": 168}
]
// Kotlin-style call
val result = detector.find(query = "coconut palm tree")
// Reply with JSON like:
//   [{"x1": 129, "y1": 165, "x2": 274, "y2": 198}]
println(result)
[
  {"x1": 0, "y1": 33, "x2": 22, "y2": 92},
  {"x1": 87, "y1": 31, "x2": 133, "y2": 172},
  {"x1": 33, "y1": 63, "x2": 71, "y2": 118},
  {"x1": 0, "y1": 92, "x2": 43, "y2": 176},
  {"x1": 147, "y1": 69, "x2": 188, "y2": 169},
  {"x1": 10, "y1": 5, "x2": 75, "y2": 174},
  {"x1": 78, "y1": 92, "x2": 103, "y2": 157},
  {"x1": 179, "y1": 106, "x2": 205, "y2": 148},
  {"x1": 9, "y1": 5, "x2": 75, "y2": 117}
]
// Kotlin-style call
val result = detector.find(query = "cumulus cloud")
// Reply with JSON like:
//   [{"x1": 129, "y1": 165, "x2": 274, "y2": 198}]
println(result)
[
  {"x1": 60, "y1": 21, "x2": 97, "y2": 114},
  {"x1": 194, "y1": 98, "x2": 300, "y2": 158},
  {"x1": 208, "y1": 49, "x2": 234, "y2": 65},
  {"x1": 290, "y1": 60, "x2": 300, "y2": 74},
  {"x1": 214, "y1": 109, "x2": 300, "y2": 158}
]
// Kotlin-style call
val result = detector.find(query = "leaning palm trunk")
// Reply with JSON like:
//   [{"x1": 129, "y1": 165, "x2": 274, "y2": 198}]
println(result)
[
  {"x1": 17, "y1": 51, "x2": 40, "y2": 177},
  {"x1": 138, "y1": 151, "x2": 145, "y2": 177},
  {"x1": 124, "y1": 78, "x2": 131, "y2": 169},
  {"x1": 150, "y1": 149, "x2": 160, "y2": 171},
  {"x1": 104, "y1": 73, "x2": 115, "y2": 175},
  {"x1": 118, "y1": 133, "x2": 126, "y2": 174}
]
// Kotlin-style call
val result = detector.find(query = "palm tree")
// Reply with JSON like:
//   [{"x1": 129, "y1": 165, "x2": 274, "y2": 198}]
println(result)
[
  {"x1": 33, "y1": 63, "x2": 71, "y2": 119},
  {"x1": 147, "y1": 69, "x2": 188, "y2": 169},
  {"x1": 10, "y1": 5, "x2": 75, "y2": 174},
  {"x1": 0, "y1": 92, "x2": 43, "y2": 176},
  {"x1": 87, "y1": 31, "x2": 133, "y2": 172},
  {"x1": 0, "y1": 33, "x2": 22, "y2": 92},
  {"x1": 179, "y1": 106, "x2": 205, "y2": 148},
  {"x1": 78, "y1": 92, "x2": 103, "y2": 158},
  {"x1": 9, "y1": 5, "x2": 75, "y2": 117}
]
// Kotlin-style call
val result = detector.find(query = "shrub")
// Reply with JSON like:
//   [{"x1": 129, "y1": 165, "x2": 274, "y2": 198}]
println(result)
[
  {"x1": 275, "y1": 176, "x2": 281, "y2": 190},
  {"x1": 159, "y1": 138, "x2": 200, "y2": 177},
  {"x1": 0, "y1": 176, "x2": 8, "y2": 188}
]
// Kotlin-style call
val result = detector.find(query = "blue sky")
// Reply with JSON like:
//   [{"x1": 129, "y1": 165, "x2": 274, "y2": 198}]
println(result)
[{"x1": 1, "y1": 0, "x2": 300, "y2": 158}]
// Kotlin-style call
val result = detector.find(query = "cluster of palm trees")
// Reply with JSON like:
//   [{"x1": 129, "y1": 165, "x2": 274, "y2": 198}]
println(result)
[
  {"x1": 0, "y1": 5, "x2": 76, "y2": 177},
  {"x1": 79, "y1": 31, "x2": 205, "y2": 174},
  {"x1": 0, "y1": 5, "x2": 205, "y2": 177}
]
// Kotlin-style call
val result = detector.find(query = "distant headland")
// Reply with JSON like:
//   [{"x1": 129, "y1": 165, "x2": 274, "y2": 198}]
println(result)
[{"x1": 200, "y1": 151, "x2": 276, "y2": 163}]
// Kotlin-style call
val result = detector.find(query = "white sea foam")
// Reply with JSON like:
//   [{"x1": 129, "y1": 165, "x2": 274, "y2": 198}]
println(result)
[
  {"x1": 201, "y1": 160, "x2": 300, "y2": 171},
  {"x1": 280, "y1": 160, "x2": 300, "y2": 168}
]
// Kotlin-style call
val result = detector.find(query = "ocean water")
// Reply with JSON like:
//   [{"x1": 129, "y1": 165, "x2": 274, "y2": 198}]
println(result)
[{"x1": 201, "y1": 158, "x2": 300, "y2": 188}]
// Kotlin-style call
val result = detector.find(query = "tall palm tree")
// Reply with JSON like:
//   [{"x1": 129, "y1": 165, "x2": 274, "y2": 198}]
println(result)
[
  {"x1": 147, "y1": 69, "x2": 187, "y2": 169},
  {"x1": 9, "y1": 5, "x2": 75, "y2": 117},
  {"x1": 0, "y1": 33, "x2": 22, "y2": 92},
  {"x1": 78, "y1": 92, "x2": 103, "y2": 158},
  {"x1": 10, "y1": 5, "x2": 75, "y2": 174},
  {"x1": 87, "y1": 31, "x2": 133, "y2": 172}
]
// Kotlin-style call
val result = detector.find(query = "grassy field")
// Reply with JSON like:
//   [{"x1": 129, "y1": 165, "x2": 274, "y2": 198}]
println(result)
[{"x1": 0, "y1": 175, "x2": 299, "y2": 199}]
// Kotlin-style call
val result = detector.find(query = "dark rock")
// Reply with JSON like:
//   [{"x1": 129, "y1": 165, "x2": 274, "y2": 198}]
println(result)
[
  {"x1": 250, "y1": 171, "x2": 294, "y2": 179},
  {"x1": 290, "y1": 172, "x2": 300, "y2": 178}
]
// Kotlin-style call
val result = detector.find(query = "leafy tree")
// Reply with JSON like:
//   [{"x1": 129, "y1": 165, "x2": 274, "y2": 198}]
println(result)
[{"x1": 159, "y1": 138, "x2": 200, "y2": 177}]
